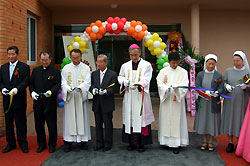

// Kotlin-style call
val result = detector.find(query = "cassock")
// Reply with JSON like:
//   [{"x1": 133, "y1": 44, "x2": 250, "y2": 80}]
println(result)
[
  {"x1": 61, "y1": 62, "x2": 91, "y2": 143},
  {"x1": 156, "y1": 66, "x2": 189, "y2": 147},
  {"x1": 118, "y1": 58, "x2": 155, "y2": 145}
]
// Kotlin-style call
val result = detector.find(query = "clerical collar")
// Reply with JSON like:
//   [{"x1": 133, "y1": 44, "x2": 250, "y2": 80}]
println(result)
[
  {"x1": 9, "y1": 60, "x2": 18, "y2": 66},
  {"x1": 100, "y1": 67, "x2": 107, "y2": 75},
  {"x1": 132, "y1": 58, "x2": 141, "y2": 70},
  {"x1": 42, "y1": 65, "x2": 50, "y2": 70},
  {"x1": 205, "y1": 69, "x2": 215, "y2": 73},
  {"x1": 234, "y1": 66, "x2": 245, "y2": 71}
]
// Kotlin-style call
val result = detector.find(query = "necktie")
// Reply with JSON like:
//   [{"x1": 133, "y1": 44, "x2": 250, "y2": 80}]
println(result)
[{"x1": 9, "y1": 64, "x2": 14, "y2": 80}]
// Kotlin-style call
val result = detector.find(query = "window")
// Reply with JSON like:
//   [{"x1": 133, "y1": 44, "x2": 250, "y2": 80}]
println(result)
[{"x1": 27, "y1": 14, "x2": 37, "y2": 64}]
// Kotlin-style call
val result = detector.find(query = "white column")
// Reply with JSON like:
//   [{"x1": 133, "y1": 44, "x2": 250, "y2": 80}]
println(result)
[{"x1": 191, "y1": 4, "x2": 200, "y2": 53}]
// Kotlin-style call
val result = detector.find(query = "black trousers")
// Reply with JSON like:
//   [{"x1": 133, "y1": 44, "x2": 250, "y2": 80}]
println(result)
[
  {"x1": 5, "y1": 107, "x2": 28, "y2": 147},
  {"x1": 34, "y1": 107, "x2": 57, "y2": 148},
  {"x1": 94, "y1": 106, "x2": 113, "y2": 148}
]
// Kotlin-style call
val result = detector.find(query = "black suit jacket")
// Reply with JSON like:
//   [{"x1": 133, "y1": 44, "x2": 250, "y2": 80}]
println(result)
[
  {"x1": 196, "y1": 70, "x2": 224, "y2": 113},
  {"x1": 90, "y1": 69, "x2": 117, "y2": 113},
  {"x1": 29, "y1": 65, "x2": 61, "y2": 111},
  {"x1": 0, "y1": 61, "x2": 30, "y2": 110}
]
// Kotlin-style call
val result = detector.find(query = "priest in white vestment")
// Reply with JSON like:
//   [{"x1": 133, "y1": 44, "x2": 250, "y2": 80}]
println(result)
[
  {"x1": 118, "y1": 44, "x2": 155, "y2": 152},
  {"x1": 156, "y1": 52, "x2": 189, "y2": 154},
  {"x1": 61, "y1": 49, "x2": 91, "y2": 152}
]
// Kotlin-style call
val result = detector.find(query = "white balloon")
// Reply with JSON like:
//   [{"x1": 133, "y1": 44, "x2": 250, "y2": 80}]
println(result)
[
  {"x1": 163, "y1": 62, "x2": 170, "y2": 68},
  {"x1": 135, "y1": 25, "x2": 142, "y2": 32},
  {"x1": 153, "y1": 41, "x2": 161, "y2": 48},
  {"x1": 144, "y1": 35, "x2": 151, "y2": 41},
  {"x1": 160, "y1": 53, "x2": 166, "y2": 58},
  {"x1": 73, "y1": 42, "x2": 80, "y2": 49},
  {"x1": 92, "y1": 26, "x2": 99, "y2": 33},
  {"x1": 112, "y1": 23, "x2": 118, "y2": 30}
]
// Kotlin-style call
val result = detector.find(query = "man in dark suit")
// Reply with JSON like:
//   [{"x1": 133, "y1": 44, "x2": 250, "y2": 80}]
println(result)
[
  {"x1": 29, "y1": 51, "x2": 61, "y2": 153},
  {"x1": 90, "y1": 54, "x2": 117, "y2": 151},
  {"x1": 0, "y1": 46, "x2": 30, "y2": 153}
]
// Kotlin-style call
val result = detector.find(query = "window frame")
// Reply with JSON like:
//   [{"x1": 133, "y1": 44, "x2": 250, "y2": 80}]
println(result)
[{"x1": 27, "y1": 14, "x2": 37, "y2": 65}]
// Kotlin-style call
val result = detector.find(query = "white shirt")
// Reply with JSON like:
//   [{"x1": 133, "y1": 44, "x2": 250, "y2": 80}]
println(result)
[
  {"x1": 100, "y1": 67, "x2": 107, "y2": 84},
  {"x1": 9, "y1": 60, "x2": 18, "y2": 80}
]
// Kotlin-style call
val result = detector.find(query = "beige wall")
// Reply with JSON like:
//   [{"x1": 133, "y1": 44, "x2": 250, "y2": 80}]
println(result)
[{"x1": 200, "y1": 10, "x2": 250, "y2": 73}]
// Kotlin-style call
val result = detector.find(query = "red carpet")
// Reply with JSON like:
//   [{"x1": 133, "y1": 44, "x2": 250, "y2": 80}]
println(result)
[
  {"x1": 0, "y1": 136, "x2": 63, "y2": 166},
  {"x1": 215, "y1": 134, "x2": 250, "y2": 166}
]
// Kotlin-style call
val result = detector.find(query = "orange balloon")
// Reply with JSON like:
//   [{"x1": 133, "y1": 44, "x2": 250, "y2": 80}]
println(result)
[
  {"x1": 90, "y1": 32, "x2": 96, "y2": 41},
  {"x1": 95, "y1": 20, "x2": 102, "y2": 27},
  {"x1": 96, "y1": 33, "x2": 102, "y2": 39},
  {"x1": 137, "y1": 31, "x2": 145, "y2": 39},
  {"x1": 90, "y1": 23, "x2": 95, "y2": 27},
  {"x1": 142, "y1": 24, "x2": 148, "y2": 31},
  {"x1": 132, "y1": 32, "x2": 137, "y2": 38},
  {"x1": 135, "y1": 37, "x2": 141, "y2": 41},
  {"x1": 85, "y1": 27, "x2": 92, "y2": 34},
  {"x1": 136, "y1": 21, "x2": 142, "y2": 26},
  {"x1": 130, "y1": 20, "x2": 137, "y2": 27},
  {"x1": 99, "y1": 26, "x2": 106, "y2": 35},
  {"x1": 127, "y1": 27, "x2": 135, "y2": 36}
]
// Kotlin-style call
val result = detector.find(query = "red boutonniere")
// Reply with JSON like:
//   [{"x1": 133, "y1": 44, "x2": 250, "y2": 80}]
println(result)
[
  {"x1": 48, "y1": 76, "x2": 54, "y2": 80},
  {"x1": 215, "y1": 78, "x2": 222, "y2": 83},
  {"x1": 14, "y1": 68, "x2": 19, "y2": 78}
]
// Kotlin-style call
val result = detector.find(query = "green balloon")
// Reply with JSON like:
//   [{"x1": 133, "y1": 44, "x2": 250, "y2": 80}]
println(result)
[
  {"x1": 157, "y1": 58, "x2": 165, "y2": 65},
  {"x1": 61, "y1": 63, "x2": 65, "y2": 68},
  {"x1": 157, "y1": 64, "x2": 163, "y2": 70},
  {"x1": 63, "y1": 57, "x2": 70, "y2": 64},
  {"x1": 60, "y1": 69, "x2": 62, "y2": 72},
  {"x1": 163, "y1": 54, "x2": 168, "y2": 62}
]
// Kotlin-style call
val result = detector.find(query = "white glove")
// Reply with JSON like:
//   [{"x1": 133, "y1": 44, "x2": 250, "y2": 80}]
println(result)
[
  {"x1": 124, "y1": 80, "x2": 130, "y2": 87},
  {"x1": 44, "y1": 90, "x2": 52, "y2": 97},
  {"x1": 225, "y1": 84, "x2": 233, "y2": 92},
  {"x1": 10, "y1": 88, "x2": 18, "y2": 95},
  {"x1": 129, "y1": 85, "x2": 137, "y2": 90},
  {"x1": 31, "y1": 91, "x2": 39, "y2": 100},
  {"x1": 166, "y1": 87, "x2": 174, "y2": 94},
  {"x1": 66, "y1": 86, "x2": 73, "y2": 93},
  {"x1": 2, "y1": 88, "x2": 9, "y2": 96},
  {"x1": 212, "y1": 91, "x2": 219, "y2": 97},
  {"x1": 92, "y1": 88, "x2": 99, "y2": 95},
  {"x1": 241, "y1": 83, "x2": 248, "y2": 90},
  {"x1": 205, "y1": 90, "x2": 211, "y2": 95},
  {"x1": 99, "y1": 89, "x2": 107, "y2": 95},
  {"x1": 171, "y1": 85, "x2": 178, "y2": 89}
]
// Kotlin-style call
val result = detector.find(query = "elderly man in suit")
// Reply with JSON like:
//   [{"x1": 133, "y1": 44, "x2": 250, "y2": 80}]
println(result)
[
  {"x1": 29, "y1": 51, "x2": 61, "y2": 153},
  {"x1": 90, "y1": 54, "x2": 117, "y2": 151},
  {"x1": 0, "y1": 46, "x2": 30, "y2": 153}
]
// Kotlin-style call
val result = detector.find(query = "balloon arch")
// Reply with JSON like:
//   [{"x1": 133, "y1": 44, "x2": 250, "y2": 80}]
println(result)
[{"x1": 66, "y1": 17, "x2": 177, "y2": 70}]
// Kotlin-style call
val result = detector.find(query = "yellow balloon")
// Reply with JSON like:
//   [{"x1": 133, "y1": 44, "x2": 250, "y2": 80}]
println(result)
[
  {"x1": 151, "y1": 51, "x2": 156, "y2": 56},
  {"x1": 148, "y1": 46, "x2": 154, "y2": 51},
  {"x1": 160, "y1": 43, "x2": 166, "y2": 50},
  {"x1": 154, "y1": 48, "x2": 162, "y2": 55},
  {"x1": 158, "y1": 38, "x2": 162, "y2": 42},
  {"x1": 79, "y1": 41, "x2": 86, "y2": 49},
  {"x1": 70, "y1": 40, "x2": 74, "y2": 46},
  {"x1": 86, "y1": 43, "x2": 89, "y2": 48},
  {"x1": 67, "y1": 45, "x2": 73, "y2": 52},
  {"x1": 80, "y1": 48, "x2": 86, "y2": 54},
  {"x1": 144, "y1": 42, "x2": 148, "y2": 47},
  {"x1": 146, "y1": 39, "x2": 153, "y2": 47},
  {"x1": 152, "y1": 33, "x2": 159, "y2": 41},
  {"x1": 74, "y1": 36, "x2": 81, "y2": 43}
]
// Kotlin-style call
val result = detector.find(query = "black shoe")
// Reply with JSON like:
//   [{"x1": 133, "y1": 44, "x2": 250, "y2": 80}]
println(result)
[
  {"x1": 2, "y1": 145, "x2": 16, "y2": 153},
  {"x1": 226, "y1": 143, "x2": 234, "y2": 153},
  {"x1": 138, "y1": 145, "x2": 145, "y2": 152},
  {"x1": 173, "y1": 147, "x2": 180, "y2": 154},
  {"x1": 36, "y1": 146, "x2": 46, "y2": 153},
  {"x1": 103, "y1": 147, "x2": 112, "y2": 152},
  {"x1": 80, "y1": 142, "x2": 88, "y2": 149},
  {"x1": 94, "y1": 146, "x2": 104, "y2": 151},
  {"x1": 63, "y1": 141, "x2": 72, "y2": 152},
  {"x1": 49, "y1": 146, "x2": 55, "y2": 153},
  {"x1": 127, "y1": 145, "x2": 137, "y2": 151},
  {"x1": 21, "y1": 146, "x2": 29, "y2": 153}
]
